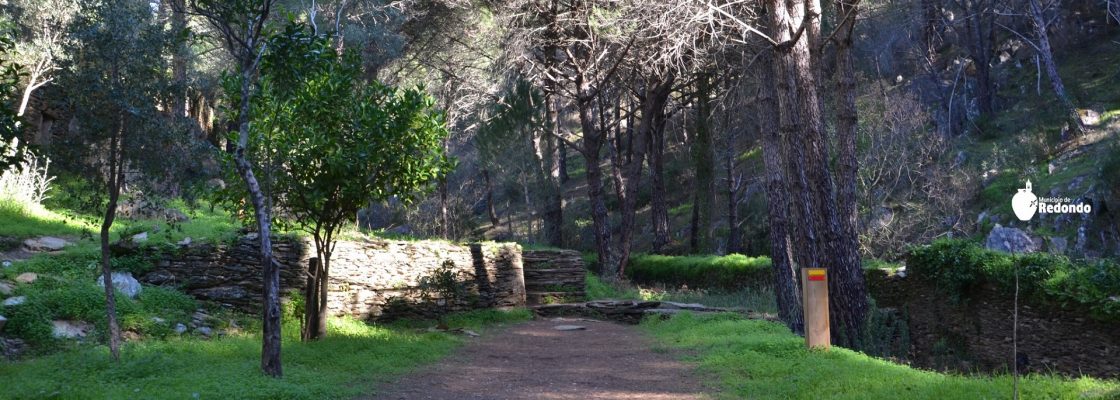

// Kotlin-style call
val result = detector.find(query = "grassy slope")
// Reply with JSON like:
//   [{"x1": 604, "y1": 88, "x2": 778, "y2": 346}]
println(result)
[
  {"x1": 643, "y1": 313, "x2": 1120, "y2": 400},
  {"x1": 0, "y1": 309, "x2": 531, "y2": 400}
]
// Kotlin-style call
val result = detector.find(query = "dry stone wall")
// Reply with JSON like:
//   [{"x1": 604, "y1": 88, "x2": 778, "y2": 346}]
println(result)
[
  {"x1": 140, "y1": 236, "x2": 525, "y2": 320},
  {"x1": 522, "y1": 249, "x2": 586, "y2": 304}
]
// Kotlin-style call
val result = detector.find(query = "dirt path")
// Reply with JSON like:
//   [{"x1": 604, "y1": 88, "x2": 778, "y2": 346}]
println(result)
[{"x1": 367, "y1": 319, "x2": 710, "y2": 400}]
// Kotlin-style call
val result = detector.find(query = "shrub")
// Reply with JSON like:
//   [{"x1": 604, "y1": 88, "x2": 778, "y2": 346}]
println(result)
[
  {"x1": 906, "y1": 239, "x2": 1120, "y2": 320},
  {"x1": 0, "y1": 137, "x2": 53, "y2": 212},
  {"x1": 625, "y1": 253, "x2": 773, "y2": 289}
]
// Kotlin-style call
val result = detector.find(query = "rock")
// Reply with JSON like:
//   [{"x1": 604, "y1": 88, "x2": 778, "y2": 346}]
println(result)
[
  {"x1": 1, "y1": 337, "x2": 27, "y2": 359},
  {"x1": 51, "y1": 320, "x2": 93, "y2": 339},
  {"x1": 985, "y1": 225, "x2": 1039, "y2": 254},
  {"x1": 0, "y1": 314, "x2": 6, "y2": 331},
  {"x1": 2, "y1": 260, "x2": 11, "y2": 268},
  {"x1": 151, "y1": 317, "x2": 166, "y2": 324},
  {"x1": 14, "y1": 272, "x2": 36, "y2": 284},
  {"x1": 1048, "y1": 237, "x2": 1068, "y2": 255},
  {"x1": 554, "y1": 325, "x2": 587, "y2": 331},
  {"x1": 97, "y1": 272, "x2": 142, "y2": 299},
  {"x1": 131, "y1": 232, "x2": 148, "y2": 242},
  {"x1": 1079, "y1": 109, "x2": 1101, "y2": 126},
  {"x1": 245, "y1": 232, "x2": 259, "y2": 240},
  {"x1": 0, "y1": 281, "x2": 13, "y2": 296},
  {"x1": 2, "y1": 296, "x2": 26, "y2": 306},
  {"x1": 895, "y1": 266, "x2": 908, "y2": 278},
  {"x1": 22, "y1": 237, "x2": 69, "y2": 252},
  {"x1": 174, "y1": 323, "x2": 188, "y2": 334},
  {"x1": 976, "y1": 211, "x2": 989, "y2": 225},
  {"x1": 195, "y1": 326, "x2": 213, "y2": 337},
  {"x1": 177, "y1": 237, "x2": 192, "y2": 246},
  {"x1": 140, "y1": 270, "x2": 176, "y2": 285}
]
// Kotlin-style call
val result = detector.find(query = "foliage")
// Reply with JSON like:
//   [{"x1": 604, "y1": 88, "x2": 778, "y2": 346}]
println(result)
[
  {"x1": 641, "y1": 312, "x2": 1119, "y2": 399},
  {"x1": 585, "y1": 273, "x2": 778, "y2": 312},
  {"x1": 625, "y1": 253, "x2": 773, "y2": 290},
  {"x1": 218, "y1": 22, "x2": 450, "y2": 237},
  {"x1": 0, "y1": 311, "x2": 530, "y2": 399},
  {"x1": 0, "y1": 28, "x2": 26, "y2": 169},
  {"x1": 906, "y1": 239, "x2": 1120, "y2": 319},
  {"x1": 0, "y1": 137, "x2": 53, "y2": 211}
]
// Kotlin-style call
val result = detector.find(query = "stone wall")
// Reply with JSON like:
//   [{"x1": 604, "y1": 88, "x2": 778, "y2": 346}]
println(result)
[
  {"x1": 522, "y1": 249, "x2": 586, "y2": 305},
  {"x1": 868, "y1": 271, "x2": 1120, "y2": 379},
  {"x1": 139, "y1": 236, "x2": 525, "y2": 320}
]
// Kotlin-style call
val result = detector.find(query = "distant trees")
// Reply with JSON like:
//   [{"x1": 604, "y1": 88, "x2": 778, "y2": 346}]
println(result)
[{"x1": 252, "y1": 23, "x2": 450, "y2": 341}]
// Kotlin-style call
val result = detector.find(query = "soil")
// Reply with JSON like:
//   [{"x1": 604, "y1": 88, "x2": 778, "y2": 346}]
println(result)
[{"x1": 366, "y1": 318, "x2": 711, "y2": 400}]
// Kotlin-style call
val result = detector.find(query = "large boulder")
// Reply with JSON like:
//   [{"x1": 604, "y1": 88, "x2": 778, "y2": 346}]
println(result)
[
  {"x1": 985, "y1": 225, "x2": 1040, "y2": 254},
  {"x1": 97, "y1": 272, "x2": 142, "y2": 299},
  {"x1": 22, "y1": 237, "x2": 69, "y2": 252},
  {"x1": 2, "y1": 296, "x2": 25, "y2": 306}
]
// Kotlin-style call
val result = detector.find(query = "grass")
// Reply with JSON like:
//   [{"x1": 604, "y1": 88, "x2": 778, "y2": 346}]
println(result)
[
  {"x1": 642, "y1": 312, "x2": 1120, "y2": 400},
  {"x1": 0, "y1": 201, "x2": 97, "y2": 242},
  {"x1": 0, "y1": 309, "x2": 531, "y2": 400}
]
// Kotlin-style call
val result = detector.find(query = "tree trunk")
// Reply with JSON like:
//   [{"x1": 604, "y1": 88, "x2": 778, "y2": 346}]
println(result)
[
  {"x1": 541, "y1": 94, "x2": 565, "y2": 247},
  {"x1": 316, "y1": 248, "x2": 329, "y2": 339},
  {"x1": 483, "y1": 169, "x2": 500, "y2": 227},
  {"x1": 689, "y1": 72, "x2": 715, "y2": 254},
  {"x1": 767, "y1": 0, "x2": 867, "y2": 347},
  {"x1": 831, "y1": 0, "x2": 871, "y2": 348},
  {"x1": 649, "y1": 101, "x2": 671, "y2": 253},
  {"x1": 577, "y1": 93, "x2": 616, "y2": 280},
  {"x1": 617, "y1": 77, "x2": 673, "y2": 272},
  {"x1": 302, "y1": 257, "x2": 321, "y2": 341},
  {"x1": 233, "y1": 65, "x2": 282, "y2": 377},
  {"x1": 1028, "y1": 0, "x2": 1084, "y2": 135},
  {"x1": 962, "y1": 0, "x2": 995, "y2": 115},
  {"x1": 170, "y1": 0, "x2": 188, "y2": 119},
  {"x1": 758, "y1": 51, "x2": 803, "y2": 335},
  {"x1": 99, "y1": 124, "x2": 124, "y2": 362}
]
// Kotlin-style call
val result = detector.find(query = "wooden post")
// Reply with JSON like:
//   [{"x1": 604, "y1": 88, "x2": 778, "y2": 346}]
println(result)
[{"x1": 801, "y1": 268, "x2": 830, "y2": 350}]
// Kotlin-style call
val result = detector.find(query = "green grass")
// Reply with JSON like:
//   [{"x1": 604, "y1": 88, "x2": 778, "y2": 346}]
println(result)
[
  {"x1": 642, "y1": 313, "x2": 1120, "y2": 400},
  {"x1": 0, "y1": 309, "x2": 531, "y2": 400},
  {"x1": 0, "y1": 201, "x2": 97, "y2": 241}
]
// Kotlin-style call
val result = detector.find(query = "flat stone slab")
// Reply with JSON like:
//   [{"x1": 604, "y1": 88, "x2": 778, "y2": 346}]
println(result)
[
  {"x1": 52, "y1": 320, "x2": 93, "y2": 339},
  {"x1": 14, "y1": 273, "x2": 37, "y2": 284},
  {"x1": 553, "y1": 325, "x2": 587, "y2": 331},
  {"x1": 23, "y1": 237, "x2": 69, "y2": 252},
  {"x1": 2, "y1": 296, "x2": 25, "y2": 306}
]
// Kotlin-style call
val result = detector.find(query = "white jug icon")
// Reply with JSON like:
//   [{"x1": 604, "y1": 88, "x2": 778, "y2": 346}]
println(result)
[{"x1": 1011, "y1": 180, "x2": 1037, "y2": 221}]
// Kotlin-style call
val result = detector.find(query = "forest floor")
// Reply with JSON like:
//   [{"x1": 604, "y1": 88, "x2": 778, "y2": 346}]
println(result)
[{"x1": 366, "y1": 318, "x2": 710, "y2": 400}]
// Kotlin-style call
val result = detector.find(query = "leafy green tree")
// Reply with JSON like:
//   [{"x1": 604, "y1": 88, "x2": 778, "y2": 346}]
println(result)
[
  {"x1": 59, "y1": 0, "x2": 184, "y2": 361},
  {"x1": 252, "y1": 23, "x2": 450, "y2": 341}
]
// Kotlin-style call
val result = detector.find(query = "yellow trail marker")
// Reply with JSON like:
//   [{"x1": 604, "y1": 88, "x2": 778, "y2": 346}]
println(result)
[{"x1": 801, "y1": 268, "x2": 830, "y2": 350}]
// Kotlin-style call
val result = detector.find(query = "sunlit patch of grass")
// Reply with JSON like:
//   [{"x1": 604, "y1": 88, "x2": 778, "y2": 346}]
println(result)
[
  {"x1": 0, "y1": 310, "x2": 531, "y2": 399},
  {"x1": 642, "y1": 313, "x2": 1120, "y2": 400},
  {"x1": 0, "y1": 200, "x2": 97, "y2": 241}
]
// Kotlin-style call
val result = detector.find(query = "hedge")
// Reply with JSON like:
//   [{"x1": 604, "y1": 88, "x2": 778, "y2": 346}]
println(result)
[
  {"x1": 906, "y1": 239, "x2": 1120, "y2": 320},
  {"x1": 625, "y1": 253, "x2": 773, "y2": 289}
]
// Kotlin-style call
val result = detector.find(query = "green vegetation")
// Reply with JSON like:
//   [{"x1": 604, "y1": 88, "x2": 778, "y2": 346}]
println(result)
[
  {"x1": 907, "y1": 239, "x2": 1120, "y2": 319},
  {"x1": 626, "y1": 253, "x2": 772, "y2": 289},
  {"x1": 586, "y1": 274, "x2": 777, "y2": 313},
  {"x1": 0, "y1": 310, "x2": 531, "y2": 399},
  {"x1": 642, "y1": 313, "x2": 1120, "y2": 400}
]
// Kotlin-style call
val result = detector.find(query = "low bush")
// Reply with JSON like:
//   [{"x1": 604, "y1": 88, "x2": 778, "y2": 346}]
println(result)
[
  {"x1": 626, "y1": 253, "x2": 773, "y2": 289},
  {"x1": 906, "y1": 239, "x2": 1120, "y2": 320}
]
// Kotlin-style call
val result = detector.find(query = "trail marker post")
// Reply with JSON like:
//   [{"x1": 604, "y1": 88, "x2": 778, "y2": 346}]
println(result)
[{"x1": 801, "y1": 268, "x2": 830, "y2": 350}]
